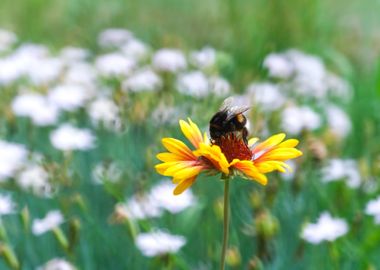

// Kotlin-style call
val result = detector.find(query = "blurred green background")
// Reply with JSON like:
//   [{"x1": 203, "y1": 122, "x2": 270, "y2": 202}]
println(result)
[{"x1": 1, "y1": 0, "x2": 380, "y2": 269}]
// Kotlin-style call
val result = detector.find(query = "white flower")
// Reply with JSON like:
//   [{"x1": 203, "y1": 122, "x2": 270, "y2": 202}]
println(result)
[
  {"x1": 121, "y1": 38, "x2": 150, "y2": 61},
  {"x1": 149, "y1": 181, "x2": 196, "y2": 214},
  {"x1": 246, "y1": 83, "x2": 286, "y2": 111},
  {"x1": 14, "y1": 43, "x2": 49, "y2": 59},
  {"x1": 60, "y1": 46, "x2": 90, "y2": 63},
  {"x1": 325, "y1": 73, "x2": 352, "y2": 100},
  {"x1": 0, "y1": 29, "x2": 17, "y2": 52},
  {"x1": 151, "y1": 104, "x2": 182, "y2": 126},
  {"x1": 117, "y1": 195, "x2": 162, "y2": 220},
  {"x1": 92, "y1": 162, "x2": 123, "y2": 184},
  {"x1": 301, "y1": 212, "x2": 348, "y2": 244},
  {"x1": 87, "y1": 98, "x2": 120, "y2": 129},
  {"x1": 95, "y1": 53, "x2": 135, "y2": 77},
  {"x1": 32, "y1": 210, "x2": 64, "y2": 235},
  {"x1": 122, "y1": 68, "x2": 162, "y2": 92},
  {"x1": 190, "y1": 47, "x2": 216, "y2": 70},
  {"x1": 16, "y1": 165, "x2": 51, "y2": 196},
  {"x1": 263, "y1": 53, "x2": 294, "y2": 79},
  {"x1": 177, "y1": 71, "x2": 209, "y2": 98},
  {"x1": 152, "y1": 49, "x2": 187, "y2": 73},
  {"x1": 287, "y1": 50, "x2": 328, "y2": 99},
  {"x1": 321, "y1": 159, "x2": 361, "y2": 188},
  {"x1": 11, "y1": 93, "x2": 59, "y2": 126},
  {"x1": 365, "y1": 196, "x2": 380, "y2": 224},
  {"x1": 0, "y1": 58, "x2": 22, "y2": 85},
  {"x1": 50, "y1": 124, "x2": 95, "y2": 151},
  {"x1": 281, "y1": 106, "x2": 321, "y2": 135},
  {"x1": 326, "y1": 105, "x2": 351, "y2": 138},
  {"x1": 0, "y1": 141, "x2": 28, "y2": 181},
  {"x1": 48, "y1": 84, "x2": 92, "y2": 111},
  {"x1": 209, "y1": 76, "x2": 231, "y2": 97},
  {"x1": 63, "y1": 62, "x2": 97, "y2": 87},
  {"x1": 136, "y1": 230, "x2": 186, "y2": 257},
  {"x1": 0, "y1": 194, "x2": 16, "y2": 216},
  {"x1": 25, "y1": 58, "x2": 63, "y2": 86},
  {"x1": 38, "y1": 258, "x2": 76, "y2": 270},
  {"x1": 98, "y1": 28, "x2": 133, "y2": 48}
]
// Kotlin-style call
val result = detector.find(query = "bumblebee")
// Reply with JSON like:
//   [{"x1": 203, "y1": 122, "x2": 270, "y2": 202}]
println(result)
[{"x1": 209, "y1": 97, "x2": 250, "y2": 144}]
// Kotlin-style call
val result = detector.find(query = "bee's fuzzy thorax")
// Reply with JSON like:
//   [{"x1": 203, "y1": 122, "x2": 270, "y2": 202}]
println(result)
[{"x1": 212, "y1": 132, "x2": 253, "y2": 163}]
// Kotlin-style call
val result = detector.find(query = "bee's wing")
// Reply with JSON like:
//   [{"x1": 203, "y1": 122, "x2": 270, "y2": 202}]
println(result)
[
  {"x1": 220, "y1": 97, "x2": 250, "y2": 121},
  {"x1": 225, "y1": 106, "x2": 250, "y2": 121}
]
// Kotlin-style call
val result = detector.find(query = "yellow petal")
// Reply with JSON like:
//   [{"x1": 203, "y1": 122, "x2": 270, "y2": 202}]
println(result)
[
  {"x1": 257, "y1": 148, "x2": 303, "y2": 162},
  {"x1": 156, "y1": 152, "x2": 186, "y2": 162},
  {"x1": 162, "y1": 138, "x2": 195, "y2": 160},
  {"x1": 232, "y1": 160, "x2": 268, "y2": 185},
  {"x1": 173, "y1": 177, "x2": 197, "y2": 195},
  {"x1": 248, "y1": 137, "x2": 259, "y2": 147},
  {"x1": 252, "y1": 133, "x2": 286, "y2": 153},
  {"x1": 155, "y1": 162, "x2": 180, "y2": 175},
  {"x1": 179, "y1": 119, "x2": 203, "y2": 148},
  {"x1": 172, "y1": 165, "x2": 204, "y2": 180},
  {"x1": 278, "y1": 139, "x2": 299, "y2": 148},
  {"x1": 194, "y1": 143, "x2": 229, "y2": 174}
]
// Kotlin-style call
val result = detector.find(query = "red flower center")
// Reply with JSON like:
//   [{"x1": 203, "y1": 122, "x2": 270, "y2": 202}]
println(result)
[{"x1": 213, "y1": 133, "x2": 253, "y2": 162}]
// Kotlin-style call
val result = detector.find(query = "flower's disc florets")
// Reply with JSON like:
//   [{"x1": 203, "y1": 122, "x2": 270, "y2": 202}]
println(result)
[{"x1": 212, "y1": 133, "x2": 253, "y2": 163}]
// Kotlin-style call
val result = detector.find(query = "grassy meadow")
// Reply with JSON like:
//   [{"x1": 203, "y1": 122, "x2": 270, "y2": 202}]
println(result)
[{"x1": 0, "y1": 0, "x2": 380, "y2": 269}]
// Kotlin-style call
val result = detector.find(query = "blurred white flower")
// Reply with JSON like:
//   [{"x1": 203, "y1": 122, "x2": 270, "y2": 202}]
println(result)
[
  {"x1": 136, "y1": 230, "x2": 186, "y2": 257},
  {"x1": 14, "y1": 43, "x2": 49, "y2": 59},
  {"x1": 50, "y1": 124, "x2": 95, "y2": 151},
  {"x1": 0, "y1": 58, "x2": 22, "y2": 85},
  {"x1": 39, "y1": 258, "x2": 76, "y2": 270},
  {"x1": 121, "y1": 38, "x2": 150, "y2": 61},
  {"x1": 95, "y1": 53, "x2": 135, "y2": 77},
  {"x1": 25, "y1": 58, "x2": 63, "y2": 86},
  {"x1": 98, "y1": 28, "x2": 133, "y2": 48},
  {"x1": 0, "y1": 29, "x2": 17, "y2": 52},
  {"x1": 87, "y1": 98, "x2": 120, "y2": 130},
  {"x1": 12, "y1": 93, "x2": 59, "y2": 126},
  {"x1": 117, "y1": 195, "x2": 162, "y2": 220},
  {"x1": 301, "y1": 212, "x2": 348, "y2": 244},
  {"x1": 209, "y1": 76, "x2": 231, "y2": 97},
  {"x1": 60, "y1": 46, "x2": 90, "y2": 63},
  {"x1": 64, "y1": 62, "x2": 97, "y2": 87},
  {"x1": 246, "y1": 83, "x2": 286, "y2": 111},
  {"x1": 288, "y1": 50, "x2": 328, "y2": 99},
  {"x1": 151, "y1": 104, "x2": 182, "y2": 126},
  {"x1": 152, "y1": 49, "x2": 187, "y2": 73},
  {"x1": 177, "y1": 71, "x2": 209, "y2": 98},
  {"x1": 263, "y1": 53, "x2": 294, "y2": 79},
  {"x1": 190, "y1": 47, "x2": 216, "y2": 70},
  {"x1": 321, "y1": 159, "x2": 361, "y2": 188},
  {"x1": 326, "y1": 105, "x2": 352, "y2": 138},
  {"x1": 365, "y1": 196, "x2": 380, "y2": 224},
  {"x1": 0, "y1": 44, "x2": 60, "y2": 86},
  {"x1": 149, "y1": 181, "x2": 196, "y2": 214},
  {"x1": 0, "y1": 141, "x2": 28, "y2": 181},
  {"x1": 325, "y1": 72, "x2": 352, "y2": 100},
  {"x1": 0, "y1": 194, "x2": 16, "y2": 216},
  {"x1": 281, "y1": 106, "x2": 321, "y2": 135},
  {"x1": 16, "y1": 165, "x2": 51, "y2": 196},
  {"x1": 92, "y1": 162, "x2": 123, "y2": 184},
  {"x1": 122, "y1": 68, "x2": 162, "y2": 92},
  {"x1": 32, "y1": 210, "x2": 64, "y2": 235},
  {"x1": 48, "y1": 84, "x2": 92, "y2": 111}
]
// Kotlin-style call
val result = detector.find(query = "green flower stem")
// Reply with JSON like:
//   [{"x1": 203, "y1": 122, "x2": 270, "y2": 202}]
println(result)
[{"x1": 220, "y1": 178, "x2": 230, "y2": 270}]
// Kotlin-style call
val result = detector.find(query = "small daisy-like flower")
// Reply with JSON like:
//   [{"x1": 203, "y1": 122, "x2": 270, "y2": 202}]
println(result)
[{"x1": 155, "y1": 118, "x2": 302, "y2": 195}]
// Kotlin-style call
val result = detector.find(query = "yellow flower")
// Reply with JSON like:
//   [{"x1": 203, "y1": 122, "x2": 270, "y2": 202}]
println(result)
[{"x1": 156, "y1": 118, "x2": 302, "y2": 195}]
